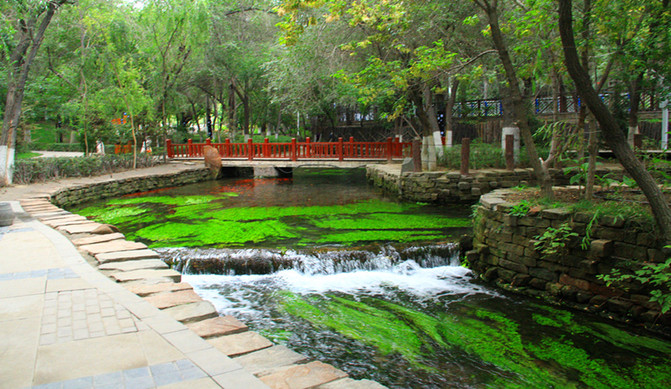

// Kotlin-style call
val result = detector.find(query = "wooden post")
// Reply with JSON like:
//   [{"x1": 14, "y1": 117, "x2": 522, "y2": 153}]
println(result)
[
  {"x1": 225, "y1": 139, "x2": 230, "y2": 158},
  {"x1": 412, "y1": 138, "x2": 422, "y2": 172},
  {"x1": 306, "y1": 137, "x2": 311, "y2": 158},
  {"x1": 248, "y1": 138, "x2": 254, "y2": 161},
  {"x1": 264, "y1": 138, "x2": 269, "y2": 158},
  {"x1": 349, "y1": 136, "x2": 355, "y2": 157},
  {"x1": 166, "y1": 139, "x2": 173, "y2": 158},
  {"x1": 461, "y1": 137, "x2": 470, "y2": 176},
  {"x1": 187, "y1": 139, "x2": 193, "y2": 157},
  {"x1": 505, "y1": 134, "x2": 515, "y2": 170},
  {"x1": 338, "y1": 137, "x2": 344, "y2": 161},
  {"x1": 206, "y1": 138, "x2": 211, "y2": 146},
  {"x1": 291, "y1": 138, "x2": 297, "y2": 161},
  {"x1": 386, "y1": 137, "x2": 393, "y2": 161}
]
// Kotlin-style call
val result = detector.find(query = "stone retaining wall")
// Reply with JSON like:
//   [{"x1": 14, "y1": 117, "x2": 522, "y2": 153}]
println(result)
[
  {"x1": 467, "y1": 189, "x2": 669, "y2": 330},
  {"x1": 51, "y1": 167, "x2": 212, "y2": 207},
  {"x1": 367, "y1": 165, "x2": 624, "y2": 203}
]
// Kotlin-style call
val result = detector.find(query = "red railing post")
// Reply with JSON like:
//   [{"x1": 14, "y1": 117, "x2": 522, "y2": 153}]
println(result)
[
  {"x1": 338, "y1": 137, "x2": 344, "y2": 161},
  {"x1": 291, "y1": 138, "x2": 297, "y2": 161},
  {"x1": 264, "y1": 138, "x2": 270, "y2": 157},
  {"x1": 225, "y1": 139, "x2": 231, "y2": 158},
  {"x1": 306, "y1": 137, "x2": 311, "y2": 158},
  {"x1": 386, "y1": 137, "x2": 393, "y2": 161},
  {"x1": 248, "y1": 138, "x2": 254, "y2": 161},
  {"x1": 166, "y1": 139, "x2": 173, "y2": 158},
  {"x1": 187, "y1": 139, "x2": 193, "y2": 157},
  {"x1": 349, "y1": 136, "x2": 354, "y2": 157}
]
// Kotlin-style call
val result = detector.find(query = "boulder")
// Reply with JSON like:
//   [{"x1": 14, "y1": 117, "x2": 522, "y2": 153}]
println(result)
[{"x1": 203, "y1": 145, "x2": 222, "y2": 177}]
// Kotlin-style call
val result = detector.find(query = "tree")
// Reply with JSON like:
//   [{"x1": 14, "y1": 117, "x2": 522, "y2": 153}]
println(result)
[
  {"x1": 473, "y1": 0, "x2": 554, "y2": 197},
  {"x1": 558, "y1": 0, "x2": 671, "y2": 243},
  {"x1": 0, "y1": 0, "x2": 69, "y2": 185}
]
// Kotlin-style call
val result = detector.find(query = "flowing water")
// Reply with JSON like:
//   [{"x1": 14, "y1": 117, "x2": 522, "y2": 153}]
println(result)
[{"x1": 72, "y1": 168, "x2": 671, "y2": 388}]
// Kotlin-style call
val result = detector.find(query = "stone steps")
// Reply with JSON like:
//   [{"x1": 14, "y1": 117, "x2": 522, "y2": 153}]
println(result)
[{"x1": 20, "y1": 197, "x2": 389, "y2": 389}]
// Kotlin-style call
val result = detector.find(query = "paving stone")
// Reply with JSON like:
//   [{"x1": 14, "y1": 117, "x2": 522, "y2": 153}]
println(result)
[
  {"x1": 124, "y1": 282, "x2": 194, "y2": 297},
  {"x1": 259, "y1": 361, "x2": 347, "y2": 389},
  {"x1": 98, "y1": 259, "x2": 168, "y2": 272},
  {"x1": 44, "y1": 218, "x2": 92, "y2": 228},
  {"x1": 234, "y1": 345, "x2": 309, "y2": 376},
  {"x1": 72, "y1": 233, "x2": 126, "y2": 246},
  {"x1": 80, "y1": 240, "x2": 147, "y2": 255},
  {"x1": 110, "y1": 268, "x2": 181, "y2": 283},
  {"x1": 187, "y1": 316, "x2": 248, "y2": 339},
  {"x1": 208, "y1": 331, "x2": 273, "y2": 357},
  {"x1": 95, "y1": 249, "x2": 160, "y2": 264},
  {"x1": 163, "y1": 301, "x2": 218, "y2": 323},
  {"x1": 58, "y1": 222, "x2": 105, "y2": 234},
  {"x1": 143, "y1": 289, "x2": 203, "y2": 309},
  {"x1": 318, "y1": 378, "x2": 388, "y2": 389}
]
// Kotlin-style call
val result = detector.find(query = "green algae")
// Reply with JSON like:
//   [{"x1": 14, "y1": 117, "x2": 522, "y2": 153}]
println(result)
[
  {"x1": 278, "y1": 293, "x2": 671, "y2": 388},
  {"x1": 107, "y1": 194, "x2": 234, "y2": 206},
  {"x1": 136, "y1": 219, "x2": 303, "y2": 247},
  {"x1": 313, "y1": 231, "x2": 445, "y2": 245},
  {"x1": 309, "y1": 213, "x2": 470, "y2": 230},
  {"x1": 278, "y1": 292, "x2": 426, "y2": 364},
  {"x1": 75, "y1": 205, "x2": 149, "y2": 226},
  {"x1": 73, "y1": 194, "x2": 464, "y2": 248}
]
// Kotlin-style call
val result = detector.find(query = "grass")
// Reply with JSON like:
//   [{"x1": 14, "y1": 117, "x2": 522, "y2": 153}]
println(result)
[{"x1": 16, "y1": 152, "x2": 42, "y2": 159}]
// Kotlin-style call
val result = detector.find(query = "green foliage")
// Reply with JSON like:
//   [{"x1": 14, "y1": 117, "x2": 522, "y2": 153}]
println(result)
[
  {"x1": 598, "y1": 256, "x2": 671, "y2": 314},
  {"x1": 508, "y1": 200, "x2": 531, "y2": 217},
  {"x1": 534, "y1": 222, "x2": 578, "y2": 258},
  {"x1": 12, "y1": 154, "x2": 161, "y2": 184}
]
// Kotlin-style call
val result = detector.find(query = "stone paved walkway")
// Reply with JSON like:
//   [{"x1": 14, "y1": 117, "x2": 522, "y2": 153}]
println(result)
[{"x1": 0, "y1": 164, "x2": 387, "y2": 389}]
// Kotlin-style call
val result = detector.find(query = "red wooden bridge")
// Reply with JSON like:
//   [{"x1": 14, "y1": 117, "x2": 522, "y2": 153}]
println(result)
[{"x1": 167, "y1": 137, "x2": 413, "y2": 162}]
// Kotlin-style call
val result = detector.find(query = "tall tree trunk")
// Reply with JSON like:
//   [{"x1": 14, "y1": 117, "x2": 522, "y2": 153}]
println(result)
[
  {"x1": 627, "y1": 72, "x2": 644, "y2": 146},
  {"x1": 444, "y1": 78, "x2": 459, "y2": 147},
  {"x1": 559, "y1": 0, "x2": 671, "y2": 242},
  {"x1": 1, "y1": 0, "x2": 67, "y2": 184},
  {"x1": 475, "y1": 0, "x2": 553, "y2": 198}
]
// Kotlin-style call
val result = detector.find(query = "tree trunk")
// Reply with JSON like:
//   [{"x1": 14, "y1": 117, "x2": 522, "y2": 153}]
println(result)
[
  {"x1": 476, "y1": 0, "x2": 553, "y2": 198},
  {"x1": 585, "y1": 114, "x2": 598, "y2": 200},
  {"x1": 627, "y1": 72, "x2": 644, "y2": 146},
  {"x1": 444, "y1": 78, "x2": 459, "y2": 148},
  {"x1": 1, "y1": 0, "x2": 66, "y2": 184},
  {"x1": 559, "y1": 0, "x2": 671, "y2": 242}
]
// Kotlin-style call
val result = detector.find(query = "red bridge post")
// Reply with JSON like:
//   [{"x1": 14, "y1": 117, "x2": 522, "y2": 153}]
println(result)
[
  {"x1": 166, "y1": 139, "x2": 173, "y2": 158},
  {"x1": 338, "y1": 137, "x2": 344, "y2": 161},
  {"x1": 306, "y1": 137, "x2": 311, "y2": 158},
  {"x1": 248, "y1": 138, "x2": 254, "y2": 161},
  {"x1": 224, "y1": 139, "x2": 230, "y2": 158},
  {"x1": 291, "y1": 138, "x2": 297, "y2": 161},
  {"x1": 187, "y1": 139, "x2": 193, "y2": 157},
  {"x1": 263, "y1": 138, "x2": 270, "y2": 158},
  {"x1": 386, "y1": 137, "x2": 393, "y2": 161}
]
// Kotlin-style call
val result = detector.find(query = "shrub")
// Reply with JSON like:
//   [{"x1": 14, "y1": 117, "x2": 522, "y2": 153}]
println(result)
[{"x1": 11, "y1": 154, "x2": 163, "y2": 185}]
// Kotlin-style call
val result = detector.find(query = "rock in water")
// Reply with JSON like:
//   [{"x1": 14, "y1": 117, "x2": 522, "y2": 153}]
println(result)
[
  {"x1": 203, "y1": 145, "x2": 222, "y2": 177},
  {"x1": 91, "y1": 224, "x2": 120, "y2": 235}
]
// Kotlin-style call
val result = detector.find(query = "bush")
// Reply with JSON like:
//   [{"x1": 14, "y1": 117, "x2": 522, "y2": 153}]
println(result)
[
  {"x1": 438, "y1": 140, "x2": 549, "y2": 170},
  {"x1": 11, "y1": 154, "x2": 163, "y2": 185},
  {"x1": 28, "y1": 142, "x2": 83, "y2": 152}
]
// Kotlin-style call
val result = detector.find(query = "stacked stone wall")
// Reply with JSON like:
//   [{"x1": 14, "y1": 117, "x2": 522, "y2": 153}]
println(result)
[
  {"x1": 468, "y1": 189, "x2": 669, "y2": 329},
  {"x1": 52, "y1": 168, "x2": 212, "y2": 207},
  {"x1": 367, "y1": 165, "x2": 624, "y2": 204}
]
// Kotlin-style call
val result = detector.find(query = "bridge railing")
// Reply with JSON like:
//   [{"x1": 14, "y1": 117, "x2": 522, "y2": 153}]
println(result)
[{"x1": 166, "y1": 137, "x2": 412, "y2": 161}]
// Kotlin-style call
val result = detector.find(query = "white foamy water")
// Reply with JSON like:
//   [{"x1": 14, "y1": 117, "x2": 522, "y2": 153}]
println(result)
[{"x1": 183, "y1": 260, "x2": 497, "y2": 318}]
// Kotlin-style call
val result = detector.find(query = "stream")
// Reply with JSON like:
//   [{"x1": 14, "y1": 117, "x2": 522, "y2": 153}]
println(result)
[{"x1": 72, "y1": 167, "x2": 671, "y2": 388}]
